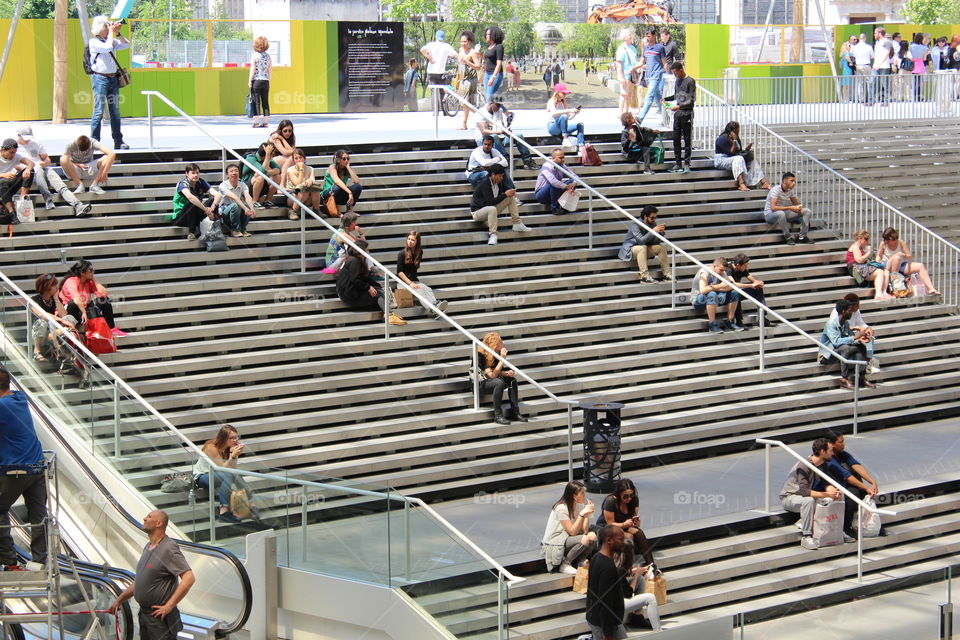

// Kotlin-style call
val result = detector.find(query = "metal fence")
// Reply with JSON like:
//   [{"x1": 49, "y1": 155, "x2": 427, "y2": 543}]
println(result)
[{"x1": 128, "y1": 19, "x2": 290, "y2": 68}]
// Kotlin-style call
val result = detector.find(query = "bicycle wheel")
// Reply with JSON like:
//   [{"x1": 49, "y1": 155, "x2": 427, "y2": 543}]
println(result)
[{"x1": 441, "y1": 89, "x2": 460, "y2": 117}]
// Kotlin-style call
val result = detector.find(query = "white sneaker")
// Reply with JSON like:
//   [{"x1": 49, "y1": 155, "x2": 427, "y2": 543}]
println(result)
[
  {"x1": 24, "y1": 561, "x2": 45, "y2": 572},
  {"x1": 487, "y1": 233, "x2": 498, "y2": 245},
  {"x1": 867, "y1": 357, "x2": 880, "y2": 375},
  {"x1": 436, "y1": 300, "x2": 449, "y2": 313},
  {"x1": 800, "y1": 536, "x2": 819, "y2": 550},
  {"x1": 89, "y1": 183, "x2": 105, "y2": 195},
  {"x1": 558, "y1": 562, "x2": 578, "y2": 575},
  {"x1": 73, "y1": 183, "x2": 85, "y2": 194},
  {"x1": 512, "y1": 222, "x2": 532, "y2": 233}
]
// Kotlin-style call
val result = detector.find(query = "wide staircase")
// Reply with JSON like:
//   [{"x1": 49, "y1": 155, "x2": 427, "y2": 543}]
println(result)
[
  {"x1": 772, "y1": 118, "x2": 960, "y2": 245},
  {"x1": 4, "y1": 133, "x2": 960, "y2": 637}
]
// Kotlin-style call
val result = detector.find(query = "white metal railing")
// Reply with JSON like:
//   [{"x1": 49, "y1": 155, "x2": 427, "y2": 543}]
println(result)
[
  {"x1": 693, "y1": 83, "x2": 960, "y2": 314},
  {"x1": 698, "y1": 72, "x2": 960, "y2": 124},
  {"x1": 141, "y1": 92, "x2": 582, "y2": 470},
  {"x1": 0, "y1": 272, "x2": 523, "y2": 596},
  {"x1": 756, "y1": 438, "x2": 896, "y2": 581},
  {"x1": 437, "y1": 86, "x2": 873, "y2": 426}
]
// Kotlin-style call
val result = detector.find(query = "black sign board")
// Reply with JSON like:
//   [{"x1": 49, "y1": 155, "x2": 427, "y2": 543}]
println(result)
[{"x1": 337, "y1": 21, "x2": 405, "y2": 112}]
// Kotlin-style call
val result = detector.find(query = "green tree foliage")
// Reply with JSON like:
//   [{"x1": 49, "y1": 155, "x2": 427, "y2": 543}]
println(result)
[
  {"x1": 210, "y1": 1, "x2": 251, "y2": 40},
  {"x1": 901, "y1": 0, "x2": 955, "y2": 23},
  {"x1": 558, "y1": 23, "x2": 614, "y2": 58},
  {"x1": 128, "y1": 0, "x2": 202, "y2": 60},
  {"x1": 387, "y1": 0, "x2": 439, "y2": 21},
  {"x1": 0, "y1": 0, "x2": 53, "y2": 19},
  {"x1": 449, "y1": 0, "x2": 513, "y2": 23},
  {"x1": 504, "y1": 21, "x2": 539, "y2": 59}
]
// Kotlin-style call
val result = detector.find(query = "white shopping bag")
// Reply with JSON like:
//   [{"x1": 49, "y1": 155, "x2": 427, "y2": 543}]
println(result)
[
  {"x1": 561, "y1": 135, "x2": 578, "y2": 154},
  {"x1": 14, "y1": 196, "x2": 35, "y2": 223},
  {"x1": 812, "y1": 497, "x2": 844, "y2": 547},
  {"x1": 557, "y1": 189, "x2": 580, "y2": 212},
  {"x1": 854, "y1": 496, "x2": 881, "y2": 538}
]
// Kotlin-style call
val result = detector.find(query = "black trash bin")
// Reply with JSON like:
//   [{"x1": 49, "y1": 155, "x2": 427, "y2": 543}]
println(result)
[{"x1": 580, "y1": 400, "x2": 623, "y2": 494}]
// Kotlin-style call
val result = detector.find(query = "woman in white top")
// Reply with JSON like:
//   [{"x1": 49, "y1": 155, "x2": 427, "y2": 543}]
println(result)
[
  {"x1": 541, "y1": 480, "x2": 598, "y2": 575},
  {"x1": 285, "y1": 148, "x2": 321, "y2": 217},
  {"x1": 546, "y1": 83, "x2": 585, "y2": 151},
  {"x1": 193, "y1": 424, "x2": 256, "y2": 523},
  {"x1": 249, "y1": 36, "x2": 272, "y2": 129}
]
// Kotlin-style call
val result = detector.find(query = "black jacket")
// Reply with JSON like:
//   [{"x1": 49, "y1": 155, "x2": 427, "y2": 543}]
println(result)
[
  {"x1": 665, "y1": 75, "x2": 696, "y2": 111},
  {"x1": 335, "y1": 256, "x2": 377, "y2": 307},
  {"x1": 470, "y1": 177, "x2": 507, "y2": 211},
  {"x1": 585, "y1": 552, "x2": 632, "y2": 636},
  {"x1": 620, "y1": 124, "x2": 658, "y2": 154}
]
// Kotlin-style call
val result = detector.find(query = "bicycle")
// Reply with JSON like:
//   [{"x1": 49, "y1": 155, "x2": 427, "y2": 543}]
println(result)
[{"x1": 441, "y1": 71, "x2": 486, "y2": 117}]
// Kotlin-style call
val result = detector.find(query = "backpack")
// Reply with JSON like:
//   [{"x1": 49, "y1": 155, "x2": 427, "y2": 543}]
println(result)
[
  {"x1": 200, "y1": 218, "x2": 229, "y2": 252},
  {"x1": 889, "y1": 272, "x2": 910, "y2": 297},
  {"x1": 82, "y1": 40, "x2": 100, "y2": 75},
  {"x1": 580, "y1": 143, "x2": 602, "y2": 166}
]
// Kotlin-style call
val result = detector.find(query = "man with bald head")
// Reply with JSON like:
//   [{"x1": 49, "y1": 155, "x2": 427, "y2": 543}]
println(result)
[{"x1": 109, "y1": 510, "x2": 195, "y2": 639}]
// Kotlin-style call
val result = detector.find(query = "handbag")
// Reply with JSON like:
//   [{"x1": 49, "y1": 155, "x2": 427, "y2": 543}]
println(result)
[
  {"x1": 84, "y1": 316, "x2": 117, "y2": 355},
  {"x1": 230, "y1": 487, "x2": 252, "y2": 520},
  {"x1": 394, "y1": 287, "x2": 414, "y2": 308},
  {"x1": 812, "y1": 497, "x2": 844, "y2": 547},
  {"x1": 245, "y1": 92, "x2": 254, "y2": 118},
  {"x1": 644, "y1": 568, "x2": 668, "y2": 605},
  {"x1": 739, "y1": 148, "x2": 755, "y2": 166},
  {"x1": 557, "y1": 189, "x2": 580, "y2": 212},
  {"x1": 899, "y1": 57, "x2": 914, "y2": 72},
  {"x1": 160, "y1": 471, "x2": 194, "y2": 493},
  {"x1": 650, "y1": 134, "x2": 665, "y2": 165},
  {"x1": 109, "y1": 52, "x2": 130, "y2": 88},
  {"x1": 572, "y1": 560, "x2": 589, "y2": 594}
]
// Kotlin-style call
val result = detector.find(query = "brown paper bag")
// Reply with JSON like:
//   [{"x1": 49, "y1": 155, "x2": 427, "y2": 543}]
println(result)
[
  {"x1": 572, "y1": 560, "x2": 589, "y2": 594},
  {"x1": 644, "y1": 569, "x2": 667, "y2": 605}
]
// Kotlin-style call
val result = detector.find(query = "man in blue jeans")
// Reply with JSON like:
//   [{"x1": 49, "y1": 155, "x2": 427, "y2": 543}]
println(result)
[
  {"x1": 534, "y1": 148, "x2": 578, "y2": 214},
  {"x1": 0, "y1": 369, "x2": 49, "y2": 571},
  {"x1": 88, "y1": 16, "x2": 130, "y2": 150},
  {"x1": 691, "y1": 257, "x2": 743, "y2": 333},
  {"x1": 636, "y1": 29, "x2": 667, "y2": 123}
]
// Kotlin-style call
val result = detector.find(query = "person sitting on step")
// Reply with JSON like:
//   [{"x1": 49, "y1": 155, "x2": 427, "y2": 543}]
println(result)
[
  {"x1": 595, "y1": 479, "x2": 656, "y2": 569},
  {"x1": 764, "y1": 172, "x2": 812, "y2": 246},
  {"x1": 692, "y1": 256, "x2": 743, "y2": 333},
  {"x1": 478, "y1": 332, "x2": 527, "y2": 425},
  {"x1": 713, "y1": 121, "x2": 771, "y2": 191},
  {"x1": 727, "y1": 253, "x2": 776, "y2": 327},
  {"x1": 171, "y1": 163, "x2": 222, "y2": 242},
  {"x1": 396, "y1": 230, "x2": 449, "y2": 319},
  {"x1": 545, "y1": 83, "x2": 585, "y2": 152},
  {"x1": 818, "y1": 297, "x2": 876, "y2": 390},
  {"x1": 534, "y1": 148, "x2": 578, "y2": 214},
  {"x1": 0, "y1": 137, "x2": 35, "y2": 223},
  {"x1": 31, "y1": 273, "x2": 77, "y2": 366},
  {"x1": 285, "y1": 148, "x2": 322, "y2": 220},
  {"x1": 779, "y1": 437, "x2": 844, "y2": 550},
  {"x1": 618, "y1": 205, "x2": 671, "y2": 283},
  {"x1": 875, "y1": 226, "x2": 940, "y2": 296},
  {"x1": 59, "y1": 134, "x2": 115, "y2": 196},
  {"x1": 268, "y1": 119, "x2": 296, "y2": 190},
  {"x1": 541, "y1": 480, "x2": 598, "y2": 575},
  {"x1": 846, "y1": 229, "x2": 892, "y2": 300},
  {"x1": 218, "y1": 163, "x2": 256, "y2": 238},
  {"x1": 240, "y1": 142, "x2": 281, "y2": 209},
  {"x1": 336, "y1": 239, "x2": 406, "y2": 326},
  {"x1": 16, "y1": 126, "x2": 92, "y2": 216},
  {"x1": 58, "y1": 259, "x2": 126, "y2": 337},
  {"x1": 466, "y1": 135, "x2": 511, "y2": 189},
  {"x1": 469, "y1": 164, "x2": 531, "y2": 246},
  {"x1": 323, "y1": 211, "x2": 364, "y2": 274},
  {"x1": 475, "y1": 100, "x2": 537, "y2": 170},
  {"x1": 193, "y1": 424, "x2": 259, "y2": 524},
  {"x1": 321, "y1": 149, "x2": 363, "y2": 217},
  {"x1": 619, "y1": 111, "x2": 660, "y2": 175}
]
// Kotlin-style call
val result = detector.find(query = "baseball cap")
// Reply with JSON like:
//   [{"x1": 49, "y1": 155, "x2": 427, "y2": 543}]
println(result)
[
  {"x1": 1, "y1": 138, "x2": 17, "y2": 150},
  {"x1": 553, "y1": 82, "x2": 571, "y2": 95},
  {"x1": 16, "y1": 125, "x2": 33, "y2": 140},
  {"x1": 435, "y1": 29, "x2": 445, "y2": 41}
]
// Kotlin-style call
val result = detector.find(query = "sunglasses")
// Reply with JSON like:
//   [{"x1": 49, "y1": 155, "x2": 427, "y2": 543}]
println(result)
[{"x1": 282, "y1": 128, "x2": 292, "y2": 133}]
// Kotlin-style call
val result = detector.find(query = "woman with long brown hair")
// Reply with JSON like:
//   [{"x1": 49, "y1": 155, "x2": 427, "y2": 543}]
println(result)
[
  {"x1": 596, "y1": 478, "x2": 655, "y2": 567},
  {"x1": 541, "y1": 480, "x2": 597, "y2": 574},
  {"x1": 193, "y1": 424, "x2": 249, "y2": 523},
  {"x1": 477, "y1": 332, "x2": 527, "y2": 425},
  {"x1": 268, "y1": 119, "x2": 296, "y2": 192},
  {"x1": 396, "y1": 230, "x2": 448, "y2": 318}
]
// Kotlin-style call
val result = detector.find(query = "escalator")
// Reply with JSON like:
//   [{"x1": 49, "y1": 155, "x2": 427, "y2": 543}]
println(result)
[{"x1": 1, "y1": 387, "x2": 252, "y2": 640}]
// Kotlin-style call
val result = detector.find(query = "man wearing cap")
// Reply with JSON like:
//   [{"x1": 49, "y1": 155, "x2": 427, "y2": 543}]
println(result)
[
  {"x1": 16, "y1": 127, "x2": 92, "y2": 217},
  {"x1": 88, "y1": 15, "x2": 130, "y2": 150},
  {"x1": 0, "y1": 138, "x2": 34, "y2": 223},
  {"x1": 420, "y1": 30, "x2": 457, "y2": 114}
]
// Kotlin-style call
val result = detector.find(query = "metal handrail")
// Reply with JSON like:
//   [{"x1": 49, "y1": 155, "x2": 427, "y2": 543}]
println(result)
[
  {"x1": 756, "y1": 437, "x2": 895, "y2": 581},
  {"x1": 695, "y1": 84, "x2": 960, "y2": 258},
  {"x1": 435, "y1": 87, "x2": 870, "y2": 372},
  {"x1": 0, "y1": 270, "x2": 522, "y2": 587}
]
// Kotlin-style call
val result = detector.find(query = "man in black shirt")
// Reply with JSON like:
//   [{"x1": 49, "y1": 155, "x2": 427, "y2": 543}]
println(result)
[
  {"x1": 727, "y1": 253, "x2": 776, "y2": 327},
  {"x1": 586, "y1": 525, "x2": 661, "y2": 638},
  {"x1": 660, "y1": 30, "x2": 678, "y2": 69},
  {"x1": 663, "y1": 62, "x2": 695, "y2": 173}
]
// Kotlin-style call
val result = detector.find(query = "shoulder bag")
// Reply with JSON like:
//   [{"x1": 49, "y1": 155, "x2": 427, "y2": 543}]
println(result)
[{"x1": 108, "y1": 51, "x2": 131, "y2": 88}]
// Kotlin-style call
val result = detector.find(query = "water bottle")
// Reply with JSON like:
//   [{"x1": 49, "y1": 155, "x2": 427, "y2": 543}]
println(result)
[
  {"x1": 59, "y1": 249, "x2": 66, "y2": 264},
  {"x1": 910, "y1": 272, "x2": 927, "y2": 297}
]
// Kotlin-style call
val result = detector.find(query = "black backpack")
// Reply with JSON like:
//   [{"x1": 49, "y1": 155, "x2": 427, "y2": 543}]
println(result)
[{"x1": 82, "y1": 38, "x2": 103, "y2": 75}]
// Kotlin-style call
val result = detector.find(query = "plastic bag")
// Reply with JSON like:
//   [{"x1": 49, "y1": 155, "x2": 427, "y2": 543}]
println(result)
[
  {"x1": 910, "y1": 272, "x2": 927, "y2": 297},
  {"x1": 561, "y1": 135, "x2": 577, "y2": 154},
  {"x1": 14, "y1": 195, "x2": 35, "y2": 223},
  {"x1": 854, "y1": 496, "x2": 882, "y2": 538},
  {"x1": 813, "y1": 497, "x2": 844, "y2": 547},
  {"x1": 557, "y1": 189, "x2": 580, "y2": 212}
]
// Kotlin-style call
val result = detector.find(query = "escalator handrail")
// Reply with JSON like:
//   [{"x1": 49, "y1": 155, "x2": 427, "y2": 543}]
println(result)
[{"x1": 14, "y1": 381, "x2": 253, "y2": 635}]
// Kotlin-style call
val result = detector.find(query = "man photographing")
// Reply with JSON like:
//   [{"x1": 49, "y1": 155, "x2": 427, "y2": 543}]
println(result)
[{"x1": 88, "y1": 16, "x2": 130, "y2": 150}]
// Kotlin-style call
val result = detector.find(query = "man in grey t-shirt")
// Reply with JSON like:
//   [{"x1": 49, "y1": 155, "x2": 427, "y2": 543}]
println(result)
[
  {"x1": 109, "y1": 510, "x2": 194, "y2": 639},
  {"x1": 764, "y1": 171, "x2": 811, "y2": 246}
]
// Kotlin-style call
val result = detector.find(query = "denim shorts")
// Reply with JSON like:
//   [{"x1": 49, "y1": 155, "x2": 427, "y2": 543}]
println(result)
[{"x1": 693, "y1": 290, "x2": 739, "y2": 309}]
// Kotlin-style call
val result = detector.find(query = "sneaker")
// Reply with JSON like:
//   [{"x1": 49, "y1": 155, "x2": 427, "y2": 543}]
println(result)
[
  {"x1": 241, "y1": 231, "x2": 252, "y2": 237},
  {"x1": 231, "y1": 230, "x2": 243, "y2": 237},
  {"x1": 89, "y1": 183, "x2": 106, "y2": 195},
  {"x1": 110, "y1": 327, "x2": 128, "y2": 337},
  {"x1": 708, "y1": 321, "x2": 724, "y2": 333},
  {"x1": 252, "y1": 201, "x2": 264, "y2": 209},
  {"x1": 73, "y1": 183, "x2": 85, "y2": 194},
  {"x1": 388, "y1": 312, "x2": 407, "y2": 326},
  {"x1": 436, "y1": 300, "x2": 449, "y2": 313},
  {"x1": 487, "y1": 233, "x2": 498, "y2": 245},
  {"x1": 638, "y1": 274, "x2": 656, "y2": 283},
  {"x1": 523, "y1": 159, "x2": 539, "y2": 171},
  {"x1": 288, "y1": 211, "x2": 299, "y2": 220},
  {"x1": 2, "y1": 563, "x2": 25, "y2": 571},
  {"x1": 795, "y1": 521, "x2": 803, "y2": 530},
  {"x1": 643, "y1": 169, "x2": 655, "y2": 175},
  {"x1": 867, "y1": 357, "x2": 880, "y2": 375},
  {"x1": 262, "y1": 200, "x2": 276, "y2": 208},
  {"x1": 785, "y1": 235, "x2": 797, "y2": 246},
  {"x1": 660, "y1": 273, "x2": 674, "y2": 282},
  {"x1": 669, "y1": 164, "x2": 684, "y2": 173},
  {"x1": 727, "y1": 321, "x2": 746, "y2": 332},
  {"x1": 216, "y1": 511, "x2": 241, "y2": 524},
  {"x1": 550, "y1": 206, "x2": 563, "y2": 215},
  {"x1": 44, "y1": 199, "x2": 55, "y2": 210},
  {"x1": 75, "y1": 204, "x2": 92, "y2": 217},
  {"x1": 116, "y1": 142, "x2": 130, "y2": 150},
  {"x1": 800, "y1": 536, "x2": 819, "y2": 550},
  {"x1": 512, "y1": 222, "x2": 532, "y2": 233},
  {"x1": 187, "y1": 232, "x2": 197, "y2": 241},
  {"x1": 683, "y1": 164, "x2": 692, "y2": 173},
  {"x1": 558, "y1": 562, "x2": 578, "y2": 575},
  {"x1": 843, "y1": 533, "x2": 856, "y2": 544},
  {"x1": 798, "y1": 234, "x2": 813, "y2": 243}
]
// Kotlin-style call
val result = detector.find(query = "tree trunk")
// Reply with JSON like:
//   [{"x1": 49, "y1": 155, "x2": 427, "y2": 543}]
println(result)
[
  {"x1": 790, "y1": 0, "x2": 804, "y2": 63},
  {"x1": 52, "y1": 0, "x2": 68, "y2": 123}
]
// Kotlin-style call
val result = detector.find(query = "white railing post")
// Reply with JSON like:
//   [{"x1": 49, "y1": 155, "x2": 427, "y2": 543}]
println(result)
[
  {"x1": 146, "y1": 92, "x2": 154, "y2": 150},
  {"x1": 299, "y1": 210, "x2": 306, "y2": 274},
  {"x1": 383, "y1": 279, "x2": 391, "y2": 339},
  {"x1": 567, "y1": 403, "x2": 574, "y2": 483},
  {"x1": 472, "y1": 345, "x2": 480, "y2": 411},
  {"x1": 670, "y1": 246, "x2": 676, "y2": 309},
  {"x1": 852, "y1": 364, "x2": 860, "y2": 436},
  {"x1": 758, "y1": 307, "x2": 765, "y2": 372},
  {"x1": 764, "y1": 441, "x2": 770, "y2": 514},
  {"x1": 857, "y1": 501, "x2": 864, "y2": 581},
  {"x1": 587, "y1": 191, "x2": 593, "y2": 250}
]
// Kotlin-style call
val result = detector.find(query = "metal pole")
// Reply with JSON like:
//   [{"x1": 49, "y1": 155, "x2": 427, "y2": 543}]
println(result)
[
  {"x1": 497, "y1": 574, "x2": 506, "y2": 640},
  {"x1": 299, "y1": 205, "x2": 306, "y2": 274},
  {"x1": 208, "y1": 464, "x2": 217, "y2": 544},
  {"x1": 147, "y1": 94, "x2": 154, "y2": 150},
  {"x1": 0, "y1": 0, "x2": 26, "y2": 85},
  {"x1": 764, "y1": 442, "x2": 770, "y2": 514},
  {"x1": 113, "y1": 381, "x2": 121, "y2": 457},
  {"x1": 472, "y1": 345, "x2": 480, "y2": 411},
  {"x1": 670, "y1": 246, "x2": 676, "y2": 308},
  {"x1": 220, "y1": 147, "x2": 226, "y2": 177},
  {"x1": 758, "y1": 307, "x2": 765, "y2": 372},
  {"x1": 384, "y1": 279, "x2": 391, "y2": 339},
  {"x1": 301, "y1": 484, "x2": 308, "y2": 563},
  {"x1": 853, "y1": 364, "x2": 860, "y2": 436},
  {"x1": 567, "y1": 404, "x2": 574, "y2": 483},
  {"x1": 857, "y1": 501, "x2": 863, "y2": 581},
  {"x1": 587, "y1": 192, "x2": 593, "y2": 250},
  {"x1": 404, "y1": 500, "x2": 411, "y2": 582}
]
